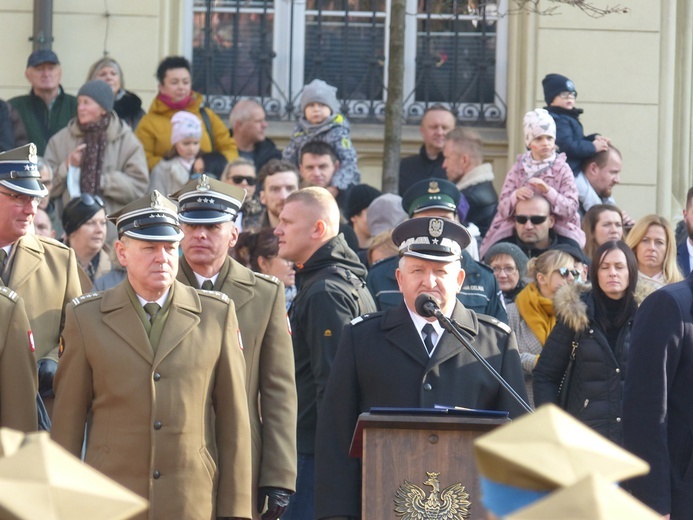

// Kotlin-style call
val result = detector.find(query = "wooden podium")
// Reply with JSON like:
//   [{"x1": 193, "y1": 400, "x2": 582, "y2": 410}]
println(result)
[{"x1": 350, "y1": 412, "x2": 509, "y2": 520}]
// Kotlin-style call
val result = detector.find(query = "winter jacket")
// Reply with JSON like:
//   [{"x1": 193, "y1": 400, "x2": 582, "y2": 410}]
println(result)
[
  {"x1": 480, "y1": 151, "x2": 584, "y2": 258},
  {"x1": 113, "y1": 89, "x2": 145, "y2": 130},
  {"x1": 290, "y1": 234, "x2": 376, "y2": 454},
  {"x1": 148, "y1": 157, "x2": 191, "y2": 196},
  {"x1": 45, "y1": 112, "x2": 149, "y2": 245},
  {"x1": 533, "y1": 284, "x2": 639, "y2": 443},
  {"x1": 398, "y1": 145, "x2": 447, "y2": 196},
  {"x1": 135, "y1": 92, "x2": 238, "y2": 171},
  {"x1": 0, "y1": 99, "x2": 15, "y2": 151},
  {"x1": 455, "y1": 162, "x2": 498, "y2": 238},
  {"x1": 546, "y1": 105, "x2": 599, "y2": 175},
  {"x1": 282, "y1": 113, "x2": 360, "y2": 191},
  {"x1": 9, "y1": 87, "x2": 77, "y2": 156}
]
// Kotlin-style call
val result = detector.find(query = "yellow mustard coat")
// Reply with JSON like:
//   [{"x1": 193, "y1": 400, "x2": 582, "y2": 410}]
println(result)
[
  {"x1": 51, "y1": 280, "x2": 253, "y2": 520},
  {"x1": 178, "y1": 256, "x2": 297, "y2": 519},
  {"x1": 0, "y1": 289, "x2": 38, "y2": 431},
  {"x1": 135, "y1": 92, "x2": 238, "y2": 171},
  {"x1": 5, "y1": 234, "x2": 82, "y2": 363}
]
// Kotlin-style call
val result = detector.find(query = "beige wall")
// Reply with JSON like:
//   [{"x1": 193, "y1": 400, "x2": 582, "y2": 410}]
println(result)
[{"x1": 2, "y1": 1, "x2": 690, "y2": 224}]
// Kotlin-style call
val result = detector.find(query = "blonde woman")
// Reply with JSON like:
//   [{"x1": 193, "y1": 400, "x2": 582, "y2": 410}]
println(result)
[
  {"x1": 506, "y1": 249, "x2": 578, "y2": 406},
  {"x1": 625, "y1": 214, "x2": 683, "y2": 293}
]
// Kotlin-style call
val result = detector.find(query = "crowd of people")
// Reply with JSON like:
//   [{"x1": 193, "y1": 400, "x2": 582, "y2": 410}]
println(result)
[{"x1": 0, "y1": 51, "x2": 690, "y2": 520}]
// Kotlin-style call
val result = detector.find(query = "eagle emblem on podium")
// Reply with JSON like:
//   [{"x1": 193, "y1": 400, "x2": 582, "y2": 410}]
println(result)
[{"x1": 394, "y1": 471, "x2": 471, "y2": 519}]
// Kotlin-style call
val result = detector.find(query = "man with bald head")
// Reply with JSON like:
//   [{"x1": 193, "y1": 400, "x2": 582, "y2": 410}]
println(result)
[
  {"x1": 229, "y1": 99, "x2": 281, "y2": 171},
  {"x1": 274, "y1": 187, "x2": 376, "y2": 520}
]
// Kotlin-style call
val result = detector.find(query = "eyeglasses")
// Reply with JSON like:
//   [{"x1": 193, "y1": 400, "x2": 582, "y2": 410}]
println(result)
[
  {"x1": 514, "y1": 215, "x2": 548, "y2": 225},
  {"x1": 78, "y1": 193, "x2": 104, "y2": 208},
  {"x1": 230, "y1": 175, "x2": 257, "y2": 186},
  {"x1": 0, "y1": 190, "x2": 41, "y2": 207},
  {"x1": 491, "y1": 266, "x2": 517, "y2": 275},
  {"x1": 557, "y1": 267, "x2": 581, "y2": 278},
  {"x1": 558, "y1": 91, "x2": 577, "y2": 99}
]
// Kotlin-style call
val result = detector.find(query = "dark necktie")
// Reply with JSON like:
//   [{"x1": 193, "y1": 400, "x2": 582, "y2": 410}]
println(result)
[
  {"x1": 422, "y1": 323, "x2": 435, "y2": 356},
  {"x1": 201, "y1": 279, "x2": 214, "y2": 291},
  {"x1": 144, "y1": 302, "x2": 161, "y2": 323},
  {"x1": 0, "y1": 249, "x2": 6, "y2": 284}
]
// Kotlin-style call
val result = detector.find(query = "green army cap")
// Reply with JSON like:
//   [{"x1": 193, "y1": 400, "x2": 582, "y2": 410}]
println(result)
[
  {"x1": 108, "y1": 190, "x2": 183, "y2": 242},
  {"x1": 401, "y1": 178, "x2": 460, "y2": 217},
  {"x1": 0, "y1": 431, "x2": 148, "y2": 519},
  {"x1": 0, "y1": 143, "x2": 48, "y2": 198},
  {"x1": 506, "y1": 474, "x2": 660, "y2": 520},
  {"x1": 170, "y1": 174, "x2": 246, "y2": 225},
  {"x1": 474, "y1": 404, "x2": 649, "y2": 492}
]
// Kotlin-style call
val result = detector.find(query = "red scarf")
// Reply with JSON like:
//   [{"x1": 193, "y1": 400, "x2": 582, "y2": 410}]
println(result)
[{"x1": 157, "y1": 92, "x2": 193, "y2": 111}]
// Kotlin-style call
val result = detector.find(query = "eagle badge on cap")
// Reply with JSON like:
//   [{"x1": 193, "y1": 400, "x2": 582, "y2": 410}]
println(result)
[
  {"x1": 28, "y1": 143, "x2": 38, "y2": 165},
  {"x1": 150, "y1": 191, "x2": 165, "y2": 209},
  {"x1": 428, "y1": 181, "x2": 440, "y2": 194},
  {"x1": 429, "y1": 218, "x2": 444, "y2": 238},
  {"x1": 196, "y1": 174, "x2": 211, "y2": 192}
]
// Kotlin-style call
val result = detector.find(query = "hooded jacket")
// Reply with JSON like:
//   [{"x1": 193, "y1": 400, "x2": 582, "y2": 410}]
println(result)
[
  {"x1": 545, "y1": 105, "x2": 598, "y2": 175},
  {"x1": 290, "y1": 234, "x2": 376, "y2": 454},
  {"x1": 532, "y1": 283, "x2": 645, "y2": 443}
]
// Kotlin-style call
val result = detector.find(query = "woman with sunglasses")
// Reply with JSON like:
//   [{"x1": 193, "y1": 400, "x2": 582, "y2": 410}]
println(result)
[
  {"x1": 61, "y1": 194, "x2": 110, "y2": 292},
  {"x1": 45, "y1": 79, "x2": 148, "y2": 246},
  {"x1": 533, "y1": 241, "x2": 643, "y2": 444},
  {"x1": 506, "y1": 249, "x2": 578, "y2": 406},
  {"x1": 221, "y1": 158, "x2": 263, "y2": 232}
]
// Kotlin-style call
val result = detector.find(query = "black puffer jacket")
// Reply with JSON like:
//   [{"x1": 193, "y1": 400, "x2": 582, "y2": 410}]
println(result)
[
  {"x1": 290, "y1": 234, "x2": 377, "y2": 454},
  {"x1": 533, "y1": 284, "x2": 635, "y2": 443}
]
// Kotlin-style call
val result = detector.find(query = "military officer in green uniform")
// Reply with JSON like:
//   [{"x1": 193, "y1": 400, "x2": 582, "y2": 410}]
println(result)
[
  {"x1": 0, "y1": 143, "x2": 81, "y2": 407},
  {"x1": 0, "y1": 287, "x2": 38, "y2": 432},
  {"x1": 171, "y1": 175, "x2": 297, "y2": 520},
  {"x1": 51, "y1": 191, "x2": 253, "y2": 520}
]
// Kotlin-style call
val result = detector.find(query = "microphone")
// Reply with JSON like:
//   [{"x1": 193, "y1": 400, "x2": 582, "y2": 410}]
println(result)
[
  {"x1": 413, "y1": 293, "x2": 533, "y2": 415},
  {"x1": 415, "y1": 293, "x2": 440, "y2": 319}
]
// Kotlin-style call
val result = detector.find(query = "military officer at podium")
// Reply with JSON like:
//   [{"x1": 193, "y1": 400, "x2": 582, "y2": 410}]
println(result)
[
  {"x1": 51, "y1": 191, "x2": 253, "y2": 520},
  {"x1": 314, "y1": 216, "x2": 527, "y2": 520}
]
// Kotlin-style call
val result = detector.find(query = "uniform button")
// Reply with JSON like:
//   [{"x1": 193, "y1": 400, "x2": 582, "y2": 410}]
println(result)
[
  {"x1": 423, "y1": 383, "x2": 432, "y2": 391},
  {"x1": 616, "y1": 417, "x2": 621, "y2": 423},
  {"x1": 153, "y1": 470, "x2": 161, "y2": 479},
  {"x1": 153, "y1": 421, "x2": 162, "y2": 430},
  {"x1": 615, "y1": 368, "x2": 620, "y2": 374},
  {"x1": 153, "y1": 373, "x2": 161, "y2": 381}
]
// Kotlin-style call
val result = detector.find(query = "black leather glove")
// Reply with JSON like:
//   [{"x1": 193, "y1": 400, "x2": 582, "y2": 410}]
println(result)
[
  {"x1": 257, "y1": 486, "x2": 292, "y2": 520},
  {"x1": 37, "y1": 358, "x2": 58, "y2": 399}
]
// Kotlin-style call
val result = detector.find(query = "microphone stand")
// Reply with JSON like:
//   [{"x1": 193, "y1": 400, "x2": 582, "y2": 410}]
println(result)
[{"x1": 432, "y1": 308, "x2": 534, "y2": 415}]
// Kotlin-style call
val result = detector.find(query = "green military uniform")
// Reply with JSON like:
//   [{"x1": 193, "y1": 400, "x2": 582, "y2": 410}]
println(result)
[
  {"x1": 51, "y1": 190, "x2": 253, "y2": 520},
  {"x1": 0, "y1": 287, "x2": 38, "y2": 432},
  {"x1": 172, "y1": 175, "x2": 297, "y2": 519}
]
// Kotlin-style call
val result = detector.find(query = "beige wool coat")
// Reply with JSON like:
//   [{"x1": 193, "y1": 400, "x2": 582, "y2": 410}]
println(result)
[
  {"x1": 51, "y1": 280, "x2": 253, "y2": 520},
  {"x1": 178, "y1": 256, "x2": 298, "y2": 518}
]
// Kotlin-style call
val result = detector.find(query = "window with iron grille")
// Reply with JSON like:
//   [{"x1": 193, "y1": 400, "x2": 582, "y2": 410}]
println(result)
[{"x1": 185, "y1": 0, "x2": 507, "y2": 126}]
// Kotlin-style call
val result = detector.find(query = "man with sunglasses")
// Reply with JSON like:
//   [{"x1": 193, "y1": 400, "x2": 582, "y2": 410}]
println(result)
[
  {"x1": 492, "y1": 194, "x2": 582, "y2": 259},
  {"x1": 222, "y1": 158, "x2": 263, "y2": 232},
  {"x1": 171, "y1": 175, "x2": 298, "y2": 520},
  {"x1": 0, "y1": 143, "x2": 81, "y2": 411}
]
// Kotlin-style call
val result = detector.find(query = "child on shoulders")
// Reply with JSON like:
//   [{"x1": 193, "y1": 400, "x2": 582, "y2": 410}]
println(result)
[
  {"x1": 480, "y1": 108, "x2": 585, "y2": 257},
  {"x1": 542, "y1": 73, "x2": 610, "y2": 175},
  {"x1": 282, "y1": 78, "x2": 360, "y2": 198}
]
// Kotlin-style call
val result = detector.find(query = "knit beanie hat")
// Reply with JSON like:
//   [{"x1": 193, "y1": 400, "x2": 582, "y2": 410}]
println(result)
[
  {"x1": 346, "y1": 184, "x2": 382, "y2": 220},
  {"x1": 170, "y1": 111, "x2": 202, "y2": 146},
  {"x1": 523, "y1": 108, "x2": 556, "y2": 148},
  {"x1": 483, "y1": 242, "x2": 530, "y2": 279},
  {"x1": 77, "y1": 80, "x2": 115, "y2": 112},
  {"x1": 366, "y1": 193, "x2": 408, "y2": 236},
  {"x1": 300, "y1": 79, "x2": 340, "y2": 115},
  {"x1": 542, "y1": 73, "x2": 577, "y2": 106}
]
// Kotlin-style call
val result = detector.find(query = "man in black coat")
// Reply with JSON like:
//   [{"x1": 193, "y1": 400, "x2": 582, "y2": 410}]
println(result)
[
  {"x1": 622, "y1": 272, "x2": 693, "y2": 519},
  {"x1": 314, "y1": 217, "x2": 528, "y2": 520}
]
